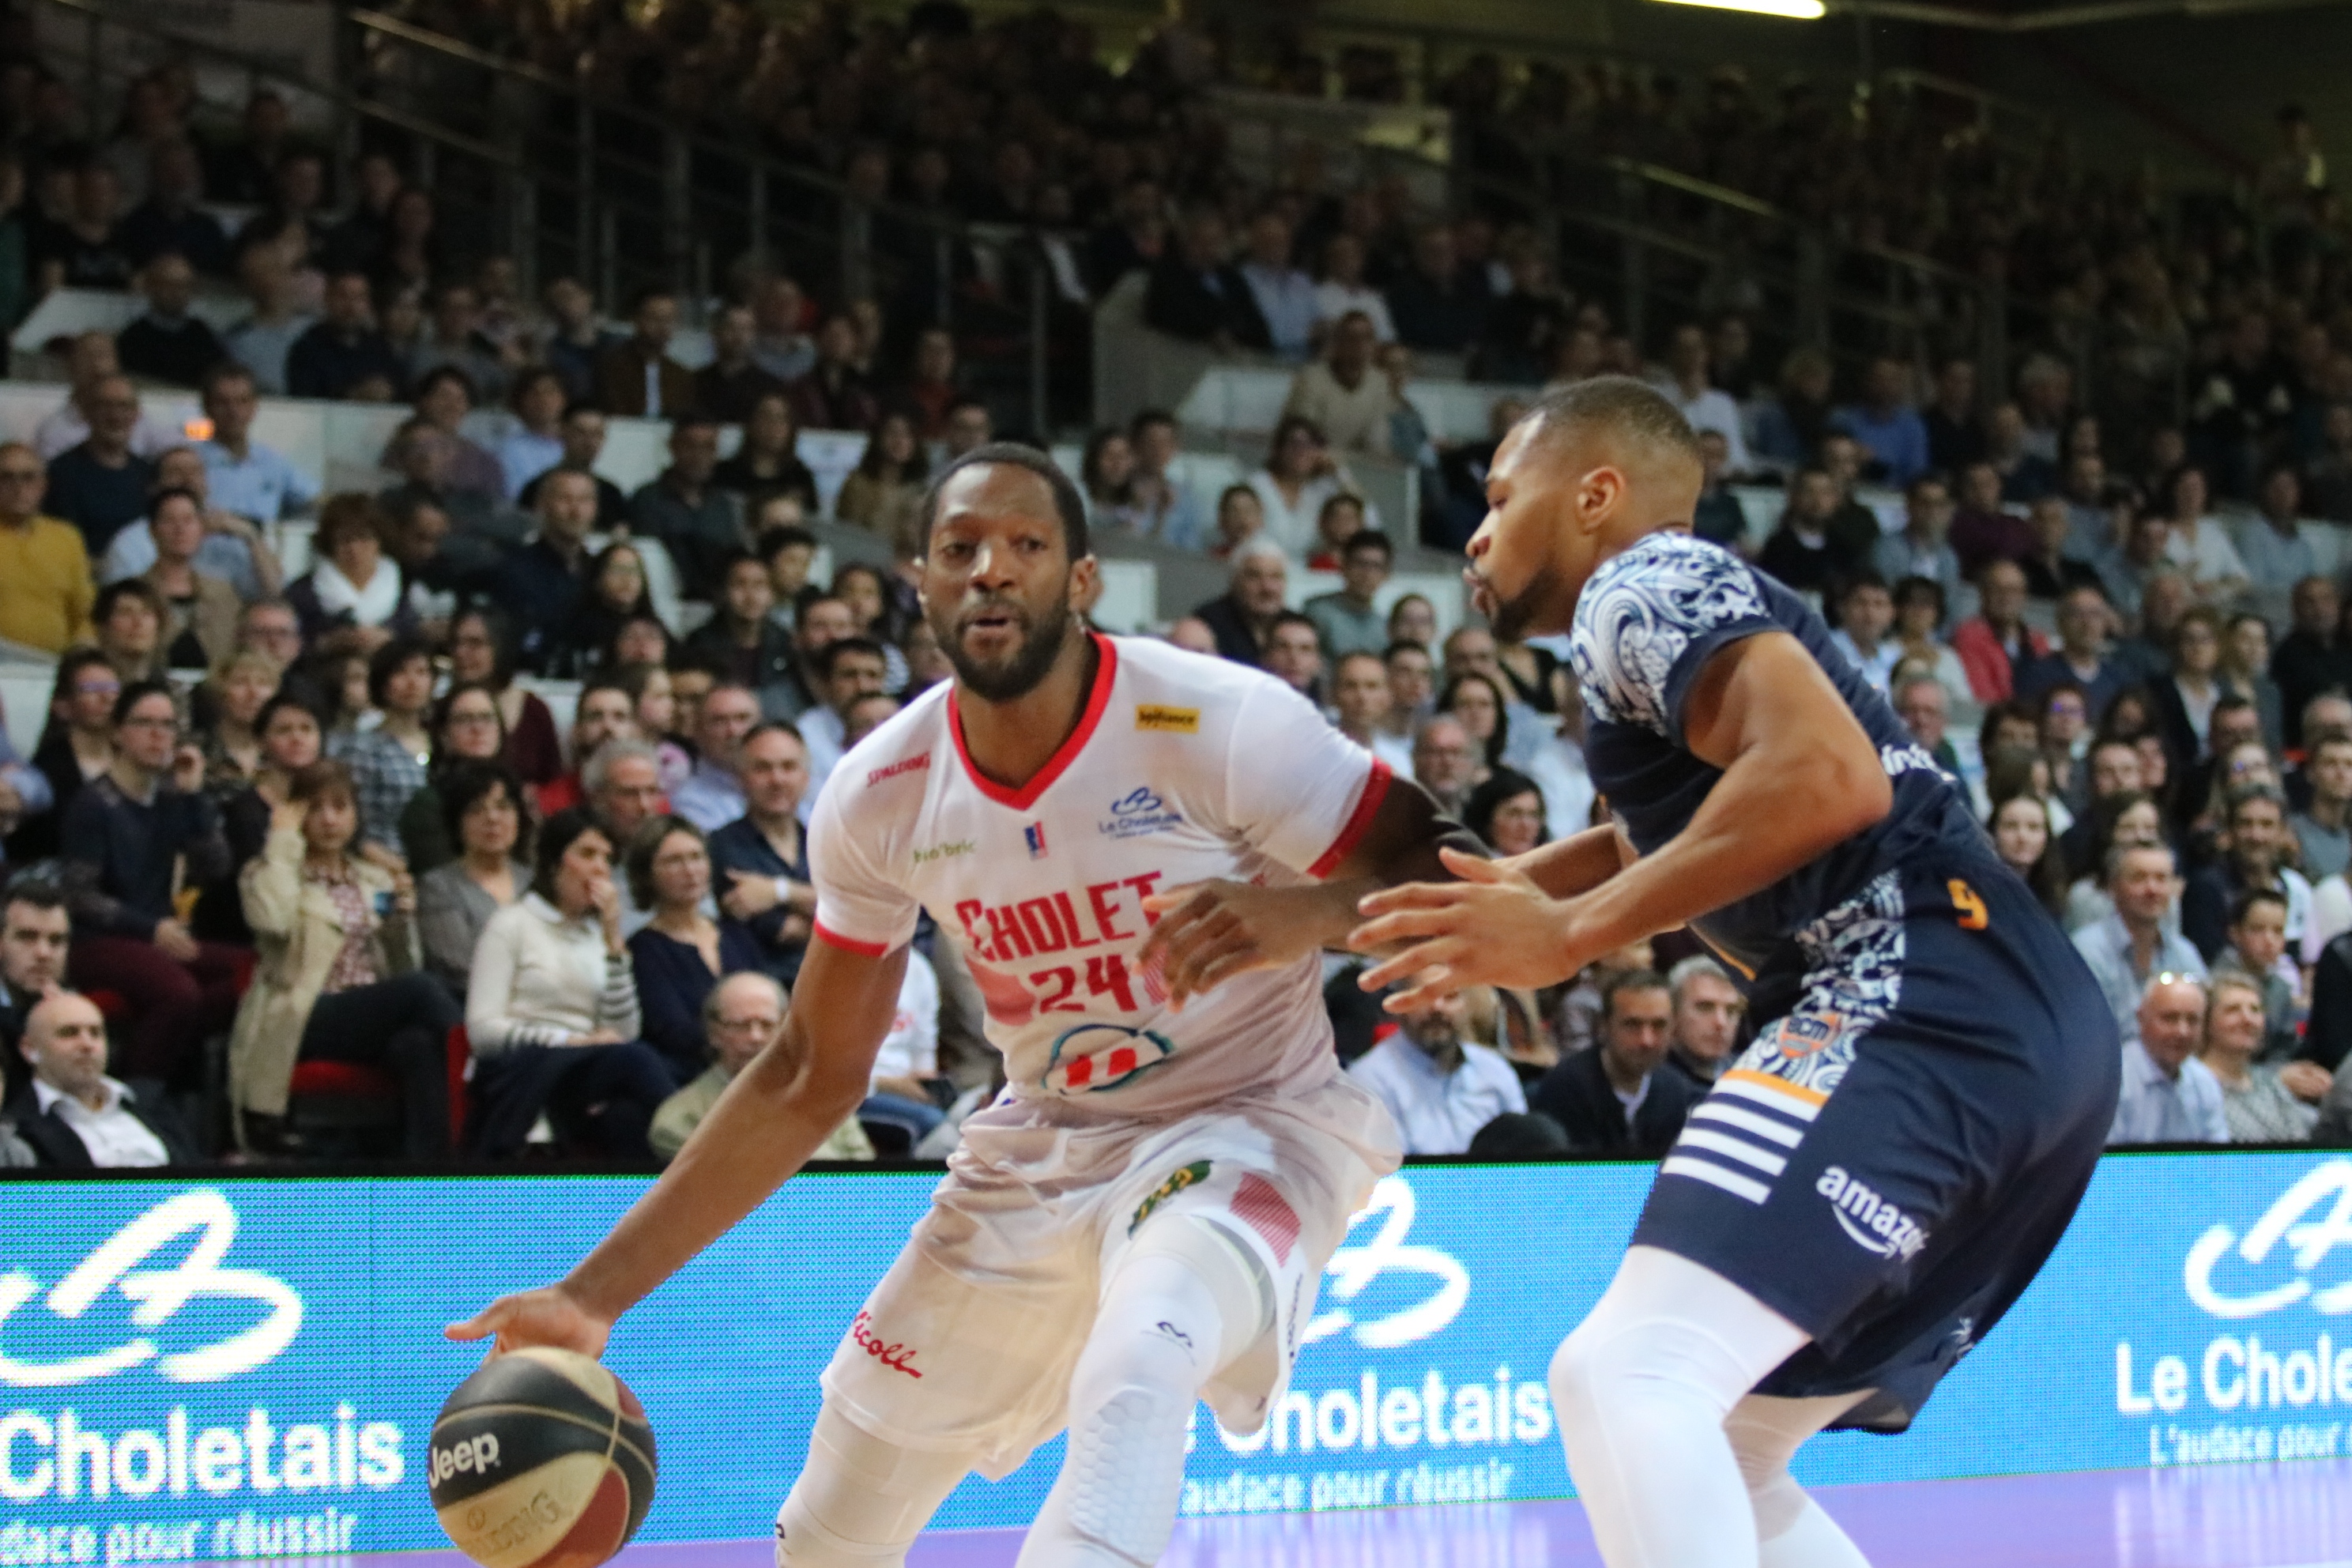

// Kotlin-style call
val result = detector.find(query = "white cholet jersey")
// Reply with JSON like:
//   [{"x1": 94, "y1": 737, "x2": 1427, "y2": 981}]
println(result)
[{"x1": 809, "y1": 633, "x2": 1391, "y2": 1120}]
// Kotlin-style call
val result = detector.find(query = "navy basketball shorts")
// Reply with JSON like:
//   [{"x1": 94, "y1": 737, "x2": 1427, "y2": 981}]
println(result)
[{"x1": 1632, "y1": 851, "x2": 2122, "y2": 1432}]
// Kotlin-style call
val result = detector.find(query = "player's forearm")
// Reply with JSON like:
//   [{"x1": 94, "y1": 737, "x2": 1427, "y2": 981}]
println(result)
[
  {"x1": 561, "y1": 1029, "x2": 866, "y2": 1322},
  {"x1": 1509, "y1": 825, "x2": 1623, "y2": 899},
  {"x1": 1562, "y1": 741, "x2": 1888, "y2": 959}
]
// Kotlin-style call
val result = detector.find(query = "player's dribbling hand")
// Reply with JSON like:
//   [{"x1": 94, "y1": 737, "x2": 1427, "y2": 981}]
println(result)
[
  {"x1": 1349, "y1": 847, "x2": 1579, "y2": 1011},
  {"x1": 1139, "y1": 880, "x2": 1323, "y2": 1008},
  {"x1": 445, "y1": 1284, "x2": 612, "y2": 1359}
]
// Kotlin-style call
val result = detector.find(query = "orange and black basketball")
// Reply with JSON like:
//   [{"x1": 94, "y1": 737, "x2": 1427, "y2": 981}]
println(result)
[{"x1": 429, "y1": 1347, "x2": 658, "y2": 1568}]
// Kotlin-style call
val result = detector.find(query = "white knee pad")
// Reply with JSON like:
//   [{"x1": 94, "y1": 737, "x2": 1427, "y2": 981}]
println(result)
[
  {"x1": 775, "y1": 1404, "x2": 977, "y2": 1568},
  {"x1": 1117, "y1": 1210, "x2": 1273, "y2": 1371}
]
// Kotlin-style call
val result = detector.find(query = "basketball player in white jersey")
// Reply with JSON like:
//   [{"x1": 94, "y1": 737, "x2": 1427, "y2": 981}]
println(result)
[{"x1": 450, "y1": 444, "x2": 1465, "y2": 1567}]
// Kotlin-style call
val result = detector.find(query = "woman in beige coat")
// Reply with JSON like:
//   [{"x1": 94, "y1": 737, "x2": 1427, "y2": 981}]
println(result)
[{"x1": 228, "y1": 759, "x2": 463, "y2": 1156}]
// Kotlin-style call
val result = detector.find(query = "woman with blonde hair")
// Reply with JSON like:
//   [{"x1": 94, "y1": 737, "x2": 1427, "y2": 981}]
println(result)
[{"x1": 2199, "y1": 971, "x2": 2322, "y2": 1143}]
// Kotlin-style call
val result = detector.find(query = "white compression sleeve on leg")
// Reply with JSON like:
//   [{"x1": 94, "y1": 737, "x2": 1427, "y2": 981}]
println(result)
[
  {"x1": 1548, "y1": 1245, "x2": 1815, "y2": 1568},
  {"x1": 1725, "y1": 1393, "x2": 1875, "y2": 1568},
  {"x1": 1016, "y1": 1215, "x2": 1271, "y2": 1568},
  {"x1": 774, "y1": 1403, "x2": 978, "y2": 1568}
]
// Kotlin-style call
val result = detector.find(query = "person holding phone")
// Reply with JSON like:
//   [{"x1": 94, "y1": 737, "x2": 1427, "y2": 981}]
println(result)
[{"x1": 229, "y1": 758, "x2": 458, "y2": 1157}]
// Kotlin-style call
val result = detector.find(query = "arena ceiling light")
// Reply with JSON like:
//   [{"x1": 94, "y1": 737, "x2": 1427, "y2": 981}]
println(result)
[{"x1": 1648, "y1": 0, "x2": 1830, "y2": 18}]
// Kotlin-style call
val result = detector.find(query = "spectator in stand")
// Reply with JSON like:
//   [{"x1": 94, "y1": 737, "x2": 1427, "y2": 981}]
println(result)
[
  {"x1": 198, "y1": 686, "x2": 320, "y2": 937},
  {"x1": 1410, "y1": 714, "x2": 1479, "y2": 816},
  {"x1": 1826, "y1": 573, "x2": 1900, "y2": 693},
  {"x1": 287, "y1": 494, "x2": 416, "y2": 653},
  {"x1": 1652, "y1": 322, "x2": 1749, "y2": 475},
  {"x1": 1329, "y1": 651, "x2": 1412, "y2": 775},
  {"x1": 1664, "y1": 954, "x2": 1746, "y2": 1087},
  {"x1": 2016, "y1": 584, "x2": 2131, "y2": 722},
  {"x1": 626, "y1": 816, "x2": 760, "y2": 1085},
  {"x1": 115, "y1": 253, "x2": 224, "y2": 389},
  {"x1": 1386, "y1": 224, "x2": 1487, "y2": 355},
  {"x1": 2200, "y1": 970, "x2": 2322, "y2": 1143},
  {"x1": 0, "y1": 878, "x2": 71, "y2": 1072},
  {"x1": 196, "y1": 363, "x2": 315, "y2": 526},
  {"x1": 2092, "y1": 510, "x2": 2173, "y2": 625},
  {"x1": 1991, "y1": 791, "x2": 2069, "y2": 919},
  {"x1": 1312, "y1": 232, "x2": 1395, "y2": 343},
  {"x1": 2110, "y1": 974, "x2": 2228, "y2": 1144},
  {"x1": 2212, "y1": 887, "x2": 2307, "y2": 1067},
  {"x1": 747, "y1": 273, "x2": 814, "y2": 383},
  {"x1": 1829, "y1": 355, "x2": 1931, "y2": 486},
  {"x1": 493, "y1": 468, "x2": 597, "y2": 673},
  {"x1": 415, "y1": 760, "x2": 527, "y2": 997},
  {"x1": 1075, "y1": 428, "x2": 1142, "y2": 533},
  {"x1": 629, "y1": 416, "x2": 741, "y2": 603},
  {"x1": 688, "y1": 303, "x2": 781, "y2": 425},
  {"x1": 35, "y1": 334, "x2": 175, "y2": 463},
  {"x1": 441, "y1": 606, "x2": 560, "y2": 790},
  {"x1": 286, "y1": 271, "x2": 404, "y2": 401},
  {"x1": 92, "y1": 579, "x2": 164, "y2": 684},
  {"x1": 205, "y1": 90, "x2": 292, "y2": 207},
  {"x1": 670, "y1": 680, "x2": 761, "y2": 833},
  {"x1": 8, "y1": 651, "x2": 117, "y2": 865},
  {"x1": 1752, "y1": 347, "x2": 1835, "y2": 471},
  {"x1": 396, "y1": 682, "x2": 511, "y2": 874},
  {"x1": 60, "y1": 680, "x2": 237, "y2": 1086},
  {"x1": 2294, "y1": 732, "x2": 2352, "y2": 883},
  {"x1": 1209, "y1": 484, "x2": 1265, "y2": 558},
  {"x1": 229, "y1": 759, "x2": 458, "y2": 1156},
  {"x1": 786, "y1": 313, "x2": 881, "y2": 432},
  {"x1": 1248, "y1": 415, "x2": 1370, "y2": 557},
  {"x1": 2236, "y1": 466, "x2": 2318, "y2": 630},
  {"x1": 835, "y1": 411, "x2": 927, "y2": 554},
  {"x1": 1281, "y1": 312, "x2": 1397, "y2": 458},
  {"x1": 324, "y1": 636, "x2": 434, "y2": 861},
  {"x1": 591, "y1": 286, "x2": 691, "y2": 419},
  {"x1": 1530, "y1": 970, "x2": 1700, "y2": 1155},
  {"x1": 1947, "y1": 461, "x2": 2031, "y2": 579},
  {"x1": 684, "y1": 551, "x2": 797, "y2": 703},
  {"x1": 494, "y1": 367, "x2": 567, "y2": 502},
  {"x1": 2307, "y1": 402, "x2": 2352, "y2": 523},
  {"x1": 1144, "y1": 209, "x2": 1268, "y2": 350},
  {"x1": 100, "y1": 447, "x2": 277, "y2": 605},
  {"x1": 1690, "y1": 430, "x2": 1747, "y2": 548},
  {"x1": 518, "y1": 403, "x2": 628, "y2": 533},
  {"x1": 534, "y1": 680, "x2": 638, "y2": 820},
  {"x1": 1262, "y1": 612, "x2": 1325, "y2": 703},
  {"x1": 713, "y1": 392, "x2": 819, "y2": 515},
  {"x1": 1754, "y1": 467, "x2": 1849, "y2": 594},
  {"x1": 0, "y1": 442, "x2": 92, "y2": 653},
  {"x1": 793, "y1": 640, "x2": 890, "y2": 805},
  {"x1": 1305, "y1": 493, "x2": 1366, "y2": 572},
  {"x1": 44, "y1": 375, "x2": 154, "y2": 559},
  {"x1": 35, "y1": 159, "x2": 132, "y2": 292},
  {"x1": 2074, "y1": 841, "x2": 2207, "y2": 1041},
  {"x1": 464, "y1": 808, "x2": 673, "y2": 1157},
  {"x1": 2183, "y1": 786, "x2": 2311, "y2": 963},
  {"x1": 1345, "y1": 980, "x2": 1525, "y2": 1155},
  {"x1": 1192, "y1": 542, "x2": 1287, "y2": 667},
  {"x1": 1305, "y1": 530, "x2": 1393, "y2": 661},
  {"x1": 140, "y1": 487, "x2": 238, "y2": 672},
  {"x1": 534, "y1": 275, "x2": 607, "y2": 401},
  {"x1": 320, "y1": 153, "x2": 399, "y2": 275},
  {"x1": 400, "y1": 367, "x2": 505, "y2": 503},
  {"x1": 405, "y1": 281, "x2": 512, "y2": 403},
  {"x1": 8, "y1": 993, "x2": 193, "y2": 1167},
  {"x1": 1237, "y1": 211, "x2": 1317, "y2": 361},
  {"x1": 2222, "y1": 614, "x2": 2283, "y2": 756},
  {"x1": 2159, "y1": 466, "x2": 2251, "y2": 608},
  {"x1": 370, "y1": 187, "x2": 446, "y2": 296},
  {"x1": 1870, "y1": 474, "x2": 1963, "y2": 610},
  {"x1": 942, "y1": 398, "x2": 993, "y2": 462},
  {"x1": 2015, "y1": 495, "x2": 2101, "y2": 605},
  {"x1": 1923, "y1": 356, "x2": 1984, "y2": 474}
]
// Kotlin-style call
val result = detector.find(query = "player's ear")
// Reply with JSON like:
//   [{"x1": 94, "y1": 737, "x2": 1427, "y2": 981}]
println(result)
[
  {"x1": 1067, "y1": 553, "x2": 1102, "y2": 615},
  {"x1": 1577, "y1": 464, "x2": 1626, "y2": 532}
]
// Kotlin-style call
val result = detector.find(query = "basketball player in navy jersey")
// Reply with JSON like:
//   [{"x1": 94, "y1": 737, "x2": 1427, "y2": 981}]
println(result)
[{"x1": 1351, "y1": 377, "x2": 2119, "y2": 1568}]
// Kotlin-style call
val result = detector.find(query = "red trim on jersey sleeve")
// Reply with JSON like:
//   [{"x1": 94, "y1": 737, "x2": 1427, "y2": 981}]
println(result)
[
  {"x1": 812, "y1": 921, "x2": 891, "y2": 958},
  {"x1": 1306, "y1": 758, "x2": 1393, "y2": 880},
  {"x1": 946, "y1": 632, "x2": 1120, "y2": 812}
]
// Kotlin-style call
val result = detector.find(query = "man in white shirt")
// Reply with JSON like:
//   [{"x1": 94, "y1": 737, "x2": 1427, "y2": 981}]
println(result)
[
  {"x1": 2109, "y1": 973, "x2": 2230, "y2": 1144},
  {"x1": 1238, "y1": 213, "x2": 1318, "y2": 361},
  {"x1": 794, "y1": 639, "x2": 891, "y2": 817},
  {"x1": 1651, "y1": 322, "x2": 1751, "y2": 476},
  {"x1": 1311, "y1": 232, "x2": 1396, "y2": 344},
  {"x1": 669, "y1": 681, "x2": 762, "y2": 833},
  {"x1": 100, "y1": 445, "x2": 281, "y2": 602},
  {"x1": 35, "y1": 332, "x2": 184, "y2": 462},
  {"x1": 9, "y1": 992, "x2": 188, "y2": 1167},
  {"x1": 1346, "y1": 982, "x2": 1525, "y2": 1155},
  {"x1": 1827, "y1": 572, "x2": 1902, "y2": 693}
]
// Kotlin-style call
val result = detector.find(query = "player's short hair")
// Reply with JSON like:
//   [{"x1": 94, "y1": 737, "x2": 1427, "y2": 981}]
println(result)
[
  {"x1": 916, "y1": 441, "x2": 1089, "y2": 559},
  {"x1": 1665, "y1": 955, "x2": 1731, "y2": 1004},
  {"x1": 1520, "y1": 375, "x2": 1704, "y2": 467},
  {"x1": 1600, "y1": 968, "x2": 1672, "y2": 1022}
]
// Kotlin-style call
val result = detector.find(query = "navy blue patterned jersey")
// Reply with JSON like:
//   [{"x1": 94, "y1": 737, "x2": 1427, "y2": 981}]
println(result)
[{"x1": 1569, "y1": 531, "x2": 1988, "y2": 989}]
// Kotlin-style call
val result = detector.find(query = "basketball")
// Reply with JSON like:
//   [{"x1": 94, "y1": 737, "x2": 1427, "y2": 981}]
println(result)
[{"x1": 428, "y1": 1347, "x2": 658, "y2": 1568}]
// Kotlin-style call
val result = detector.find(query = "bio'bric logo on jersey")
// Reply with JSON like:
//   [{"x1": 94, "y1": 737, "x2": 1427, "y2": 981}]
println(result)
[
  {"x1": 2182, "y1": 1159, "x2": 2352, "y2": 1321},
  {"x1": 0, "y1": 1189, "x2": 303, "y2": 1387},
  {"x1": 1101, "y1": 786, "x2": 1183, "y2": 841}
]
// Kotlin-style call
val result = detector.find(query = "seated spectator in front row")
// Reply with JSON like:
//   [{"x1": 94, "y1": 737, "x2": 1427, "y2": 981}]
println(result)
[
  {"x1": 712, "y1": 723, "x2": 816, "y2": 989},
  {"x1": 2110, "y1": 974, "x2": 2230, "y2": 1144},
  {"x1": 62, "y1": 682, "x2": 240, "y2": 1089},
  {"x1": 627, "y1": 816, "x2": 763, "y2": 1087},
  {"x1": 230, "y1": 760, "x2": 461, "y2": 1158},
  {"x1": 1529, "y1": 970, "x2": 1701, "y2": 1157},
  {"x1": 1346, "y1": 979, "x2": 1526, "y2": 1156},
  {"x1": 650, "y1": 972, "x2": 873, "y2": 1163},
  {"x1": 1665, "y1": 955, "x2": 1747, "y2": 1087},
  {"x1": 465, "y1": 808, "x2": 677, "y2": 1158},
  {"x1": 9, "y1": 992, "x2": 195, "y2": 1167},
  {"x1": 2199, "y1": 973, "x2": 2325, "y2": 1144},
  {"x1": 415, "y1": 761, "x2": 528, "y2": 997}
]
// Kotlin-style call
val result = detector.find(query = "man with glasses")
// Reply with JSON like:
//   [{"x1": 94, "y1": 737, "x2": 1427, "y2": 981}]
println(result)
[
  {"x1": 0, "y1": 440, "x2": 94, "y2": 653},
  {"x1": 649, "y1": 971, "x2": 870, "y2": 1162},
  {"x1": 58, "y1": 680, "x2": 239, "y2": 1087},
  {"x1": 43, "y1": 375, "x2": 157, "y2": 558}
]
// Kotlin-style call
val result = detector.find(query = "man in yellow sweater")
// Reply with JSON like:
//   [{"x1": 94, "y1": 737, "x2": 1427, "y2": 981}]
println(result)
[{"x1": 0, "y1": 442, "x2": 93, "y2": 653}]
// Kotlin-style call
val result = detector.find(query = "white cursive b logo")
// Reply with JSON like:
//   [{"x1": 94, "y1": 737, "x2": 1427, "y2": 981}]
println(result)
[
  {"x1": 1304, "y1": 1177, "x2": 1470, "y2": 1351},
  {"x1": 2184, "y1": 1159, "x2": 2352, "y2": 1321},
  {"x1": 0, "y1": 1189, "x2": 303, "y2": 1386}
]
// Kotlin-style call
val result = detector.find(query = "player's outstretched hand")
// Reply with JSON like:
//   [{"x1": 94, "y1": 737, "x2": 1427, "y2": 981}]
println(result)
[
  {"x1": 1350, "y1": 847, "x2": 1577, "y2": 1010},
  {"x1": 445, "y1": 1284, "x2": 612, "y2": 1359},
  {"x1": 1140, "y1": 879, "x2": 1324, "y2": 1008}
]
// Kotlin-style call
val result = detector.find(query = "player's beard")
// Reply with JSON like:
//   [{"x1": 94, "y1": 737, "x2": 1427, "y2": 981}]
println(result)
[
  {"x1": 939, "y1": 588, "x2": 1076, "y2": 703},
  {"x1": 1480, "y1": 556, "x2": 1574, "y2": 643}
]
